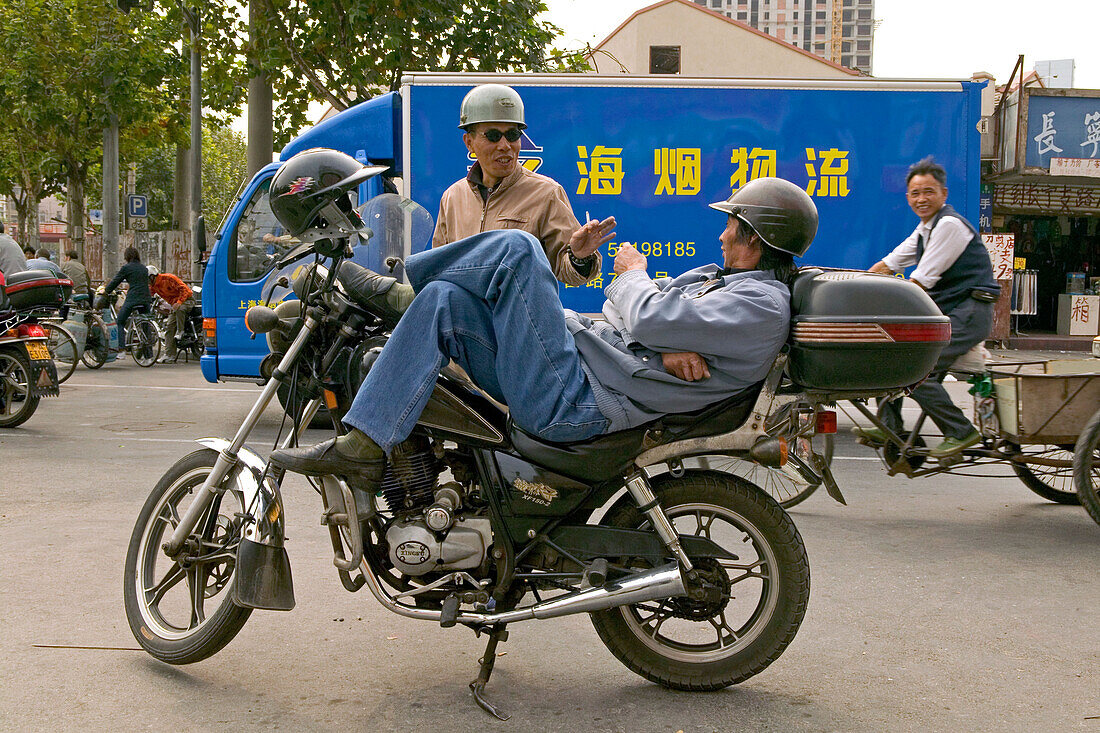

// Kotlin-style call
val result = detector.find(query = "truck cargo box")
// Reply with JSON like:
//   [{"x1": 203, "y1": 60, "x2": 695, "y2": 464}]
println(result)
[
  {"x1": 787, "y1": 269, "x2": 951, "y2": 394},
  {"x1": 3, "y1": 270, "x2": 73, "y2": 312}
]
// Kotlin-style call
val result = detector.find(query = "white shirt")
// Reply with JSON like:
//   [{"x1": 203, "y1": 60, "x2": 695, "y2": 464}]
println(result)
[{"x1": 882, "y1": 214, "x2": 972, "y2": 290}]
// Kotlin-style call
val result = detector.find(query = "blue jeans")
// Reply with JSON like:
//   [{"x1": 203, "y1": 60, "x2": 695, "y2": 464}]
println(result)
[{"x1": 342, "y1": 230, "x2": 610, "y2": 452}]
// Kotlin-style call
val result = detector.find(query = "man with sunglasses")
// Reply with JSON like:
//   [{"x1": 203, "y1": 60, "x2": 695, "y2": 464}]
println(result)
[
  {"x1": 432, "y1": 84, "x2": 616, "y2": 287},
  {"x1": 861, "y1": 156, "x2": 1000, "y2": 458}
]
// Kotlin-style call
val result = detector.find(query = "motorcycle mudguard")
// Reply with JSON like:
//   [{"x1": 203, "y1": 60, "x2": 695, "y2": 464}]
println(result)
[{"x1": 196, "y1": 438, "x2": 295, "y2": 611}]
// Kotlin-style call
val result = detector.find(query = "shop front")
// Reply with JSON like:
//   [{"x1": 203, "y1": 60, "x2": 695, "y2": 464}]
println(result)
[{"x1": 985, "y1": 87, "x2": 1100, "y2": 343}]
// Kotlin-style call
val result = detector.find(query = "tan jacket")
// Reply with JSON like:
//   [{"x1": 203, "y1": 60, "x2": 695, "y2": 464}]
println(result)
[{"x1": 432, "y1": 163, "x2": 601, "y2": 287}]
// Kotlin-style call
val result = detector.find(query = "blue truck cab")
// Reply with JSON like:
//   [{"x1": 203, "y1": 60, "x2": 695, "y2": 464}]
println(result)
[
  {"x1": 200, "y1": 92, "x2": 402, "y2": 382},
  {"x1": 201, "y1": 73, "x2": 985, "y2": 384}
]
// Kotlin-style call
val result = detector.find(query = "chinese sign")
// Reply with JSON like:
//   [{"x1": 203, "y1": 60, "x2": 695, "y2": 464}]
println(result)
[
  {"x1": 979, "y1": 183, "x2": 993, "y2": 232},
  {"x1": 1025, "y1": 94, "x2": 1100, "y2": 168},
  {"x1": 993, "y1": 182, "x2": 1100, "y2": 215},
  {"x1": 407, "y1": 82, "x2": 981, "y2": 311},
  {"x1": 981, "y1": 234, "x2": 1015, "y2": 280},
  {"x1": 1061, "y1": 294, "x2": 1099, "y2": 336},
  {"x1": 1049, "y1": 157, "x2": 1100, "y2": 178}
]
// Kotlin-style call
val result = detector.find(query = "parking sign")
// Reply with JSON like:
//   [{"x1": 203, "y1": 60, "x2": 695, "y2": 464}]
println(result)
[{"x1": 128, "y1": 194, "x2": 148, "y2": 218}]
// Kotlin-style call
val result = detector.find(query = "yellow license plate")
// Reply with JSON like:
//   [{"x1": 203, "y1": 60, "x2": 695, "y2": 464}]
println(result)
[{"x1": 26, "y1": 342, "x2": 51, "y2": 360}]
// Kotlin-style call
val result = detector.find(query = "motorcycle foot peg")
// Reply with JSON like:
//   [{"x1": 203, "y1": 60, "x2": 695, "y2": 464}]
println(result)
[
  {"x1": 440, "y1": 594, "x2": 459, "y2": 628},
  {"x1": 583, "y1": 558, "x2": 609, "y2": 587}
]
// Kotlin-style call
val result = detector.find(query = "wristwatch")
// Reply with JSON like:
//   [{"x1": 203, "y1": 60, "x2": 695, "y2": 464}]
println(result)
[{"x1": 568, "y1": 249, "x2": 596, "y2": 268}]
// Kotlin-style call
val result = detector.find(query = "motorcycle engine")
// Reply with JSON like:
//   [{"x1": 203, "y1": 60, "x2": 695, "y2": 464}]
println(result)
[{"x1": 386, "y1": 514, "x2": 492, "y2": 576}]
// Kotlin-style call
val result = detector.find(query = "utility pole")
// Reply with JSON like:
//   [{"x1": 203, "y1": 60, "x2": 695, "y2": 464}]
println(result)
[
  {"x1": 103, "y1": 75, "x2": 120, "y2": 279},
  {"x1": 186, "y1": 5, "x2": 203, "y2": 281}
]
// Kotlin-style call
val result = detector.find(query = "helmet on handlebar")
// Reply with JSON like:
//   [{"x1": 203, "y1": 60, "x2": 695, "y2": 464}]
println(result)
[
  {"x1": 269, "y1": 148, "x2": 389, "y2": 251},
  {"x1": 708, "y1": 177, "x2": 818, "y2": 257}
]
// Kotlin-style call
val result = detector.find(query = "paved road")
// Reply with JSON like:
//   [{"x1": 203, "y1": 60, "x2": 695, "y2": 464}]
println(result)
[{"x1": 1, "y1": 361, "x2": 1097, "y2": 732}]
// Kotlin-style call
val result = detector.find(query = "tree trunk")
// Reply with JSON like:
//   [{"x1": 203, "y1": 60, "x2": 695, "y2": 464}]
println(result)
[
  {"x1": 67, "y1": 171, "x2": 86, "y2": 259},
  {"x1": 173, "y1": 144, "x2": 191, "y2": 233}
]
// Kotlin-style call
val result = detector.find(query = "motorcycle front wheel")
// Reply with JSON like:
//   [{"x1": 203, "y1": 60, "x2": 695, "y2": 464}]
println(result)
[
  {"x1": 591, "y1": 471, "x2": 810, "y2": 690},
  {"x1": 123, "y1": 449, "x2": 252, "y2": 664}
]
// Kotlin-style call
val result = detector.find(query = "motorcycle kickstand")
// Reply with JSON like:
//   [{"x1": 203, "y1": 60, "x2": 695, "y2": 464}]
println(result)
[{"x1": 469, "y1": 624, "x2": 510, "y2": 721}]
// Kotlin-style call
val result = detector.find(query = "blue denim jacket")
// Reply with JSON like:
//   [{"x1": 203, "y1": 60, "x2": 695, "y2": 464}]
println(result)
[{"x1": 566, "y1": 266, "x2": 790, "y2": 432}]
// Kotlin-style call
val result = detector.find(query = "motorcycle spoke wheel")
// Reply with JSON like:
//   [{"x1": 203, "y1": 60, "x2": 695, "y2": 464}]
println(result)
[
  {"x1": 123, "y1": 449, "x2": 252, "y2": 664},
  {"x1": 80, "y1": 319, "x2": 109, "y2": 369},
  {"x1": 41, "y1": 322, "x2": 78, "y2": 384},
  {"x1": 0, "y1": 348, "x2": 40, "y2": 428},
  {"x1": 1074, "y1": 409, "x2": 1100, "y2": 526},
  {"x1": 1009, "y1": 443, "x2": 1080, "y2": 505},
  {"x1": 591, "y1": 472, "x2": 809, "y2": 690},
  {"x1": 129, "y1": 320, "x2": 161, "y2": 367}
]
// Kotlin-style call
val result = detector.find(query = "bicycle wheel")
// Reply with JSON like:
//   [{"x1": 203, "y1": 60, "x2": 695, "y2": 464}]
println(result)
[
  {"x1": 1009, "y1": 443, "x2": 1080, "y2": 505},
  {"x1": 81, "y1": 317, "x2": 109, "y2": 369},
  {"x1": 129, "y1": 319, "x2": 161, "y2": 367},
  {"x1": 40, "y1": 322, "x2": 78, "y2": 384},
  {"x1": 1075, "y1": 408, "x2": 1100, "y2": 526}
]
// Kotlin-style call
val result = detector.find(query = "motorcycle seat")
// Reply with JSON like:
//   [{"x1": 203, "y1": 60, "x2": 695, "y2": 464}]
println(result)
[{"x1": 507, "y1": 385, "x2": 760, "y2": 483}]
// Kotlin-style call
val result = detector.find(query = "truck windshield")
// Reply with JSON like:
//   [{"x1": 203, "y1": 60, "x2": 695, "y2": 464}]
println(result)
[{"x1": 230, "y1": 179, "x2": 298, "y2": 282}]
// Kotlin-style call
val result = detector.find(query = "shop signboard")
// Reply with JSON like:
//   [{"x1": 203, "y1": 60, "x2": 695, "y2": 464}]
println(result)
[
  {"x1": 981, "y1": 233, "x2": 1014, "y2": 281},
  {"x1": 979, "y1": 183, "x2": 993, "y2": 231},
  {"x1": 1025, "y1": 93, "x2": 1100, "y2": 168},
  {"x1": 1050, "y1": 157, "x2": 1100, "y2": 177}
]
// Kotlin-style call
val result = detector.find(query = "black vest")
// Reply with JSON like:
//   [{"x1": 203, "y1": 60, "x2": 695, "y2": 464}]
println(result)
[{"x1": 915, "y1": 204, "x2": 998, "y2": 313}]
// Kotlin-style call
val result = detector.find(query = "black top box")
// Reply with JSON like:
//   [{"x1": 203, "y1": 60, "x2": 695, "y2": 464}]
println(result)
[{"x1": 787, "y1": 269, "x2": 951, "y2": 396}]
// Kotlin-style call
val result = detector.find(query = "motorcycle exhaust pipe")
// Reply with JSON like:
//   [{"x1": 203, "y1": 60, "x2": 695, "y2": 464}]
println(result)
[
  {"x1": 358, "y1": 559, "x2": 687, "y2": 626},
  {"x1": 488, "y1": 563, "x2": 687, "y2": 624}
]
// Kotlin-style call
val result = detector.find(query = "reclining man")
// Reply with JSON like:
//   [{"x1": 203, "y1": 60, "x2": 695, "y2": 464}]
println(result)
[{"x1": 269, "y1": 157, "x2": 817, "y2": 487}]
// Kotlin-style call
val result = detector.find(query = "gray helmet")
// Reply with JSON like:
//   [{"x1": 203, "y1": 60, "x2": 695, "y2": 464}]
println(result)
[
  {"x1": 146, "y1": 265, "x2": 160, "y2": 279},
  {"x1": 709, "y1": 177, "x2": 818, "y2": 257},
  {"x1": 459, "y1": 84, "x2": 526, "y2": 130}
]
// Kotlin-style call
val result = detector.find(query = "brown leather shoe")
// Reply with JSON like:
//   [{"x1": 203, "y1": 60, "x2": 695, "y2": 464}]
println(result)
[{"x1": 270, "y1": 438, "x2": 385, "y2": 482}]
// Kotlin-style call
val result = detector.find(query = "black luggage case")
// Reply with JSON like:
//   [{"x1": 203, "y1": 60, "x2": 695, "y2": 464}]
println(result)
[
  {"x1": 3, "y1": 270, "x2": 73, "y2": 312},
  {"x1": 787, "y1": 269, "x2": 952, "y2": 396}
]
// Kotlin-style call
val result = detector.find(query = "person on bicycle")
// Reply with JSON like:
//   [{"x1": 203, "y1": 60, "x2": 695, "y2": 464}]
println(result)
[
  {"x1": 147, "y1": 266, "x2": 194, "y2": 363},
  {"x1": 102, "y1": 246, "x2": 152, "y2": 356},
  {"x1": 863, "y1": 156, "x2": 1000, "y2": 458}
]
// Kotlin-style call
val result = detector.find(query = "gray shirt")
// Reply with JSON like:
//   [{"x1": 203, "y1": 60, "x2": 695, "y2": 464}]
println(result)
[
  {"x1": 567, "y1": 265, "x2": 791, "y2": 432},
  {"x1": 0, "y1": 234, "x2": 25, "y2": 277}
]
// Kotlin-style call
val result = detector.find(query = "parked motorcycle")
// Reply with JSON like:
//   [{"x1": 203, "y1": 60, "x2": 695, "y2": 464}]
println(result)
[
  {"x1": 0, "y1": 271, "x2": 64, "y2": 428},
  {"x1": 122, "y1": 186, "x2": 947, "y2": 717}
]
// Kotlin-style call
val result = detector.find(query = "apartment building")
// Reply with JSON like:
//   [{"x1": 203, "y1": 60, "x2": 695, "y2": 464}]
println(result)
[{"x1": 693, "y1": 0, "x2": 874, "y2": 74}]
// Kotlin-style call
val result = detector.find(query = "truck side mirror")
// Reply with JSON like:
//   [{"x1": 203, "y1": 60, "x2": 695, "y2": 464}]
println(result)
[{"x1": 195, "y1": 216, "x2": 207, "y2": 254}]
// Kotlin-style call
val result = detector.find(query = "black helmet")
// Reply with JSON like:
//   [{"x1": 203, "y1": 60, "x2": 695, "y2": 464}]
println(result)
[
  {"x1": 708, "y1": 177, "x2": 818, "y2": 257},
  {"x1": 269, "y1": 148, "x2": 388, "y2": 241}
]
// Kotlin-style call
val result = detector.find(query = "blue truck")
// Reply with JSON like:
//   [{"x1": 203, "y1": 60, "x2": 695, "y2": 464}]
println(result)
[{"x1": 200, "y1": 72, "x2": 984, "y2": 384}]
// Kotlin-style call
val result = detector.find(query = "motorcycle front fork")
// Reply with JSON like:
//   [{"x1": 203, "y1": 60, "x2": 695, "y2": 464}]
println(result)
[{"x1": 162, "y1": 314, "x2": 321, "y2": 557}]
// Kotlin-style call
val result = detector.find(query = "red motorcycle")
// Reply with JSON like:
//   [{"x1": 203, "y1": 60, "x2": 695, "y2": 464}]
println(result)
[{"x1": 0, "y1": 270, "x2": 66, "y2": 428}]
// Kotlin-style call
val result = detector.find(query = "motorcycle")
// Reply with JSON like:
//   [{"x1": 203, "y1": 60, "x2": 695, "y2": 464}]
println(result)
[
  {"x1": 0, "y1": 273, "x2": 62, "y2": 428},
  {"x1": 122, "y1": 189, "x2": 937, "y2": 718}
]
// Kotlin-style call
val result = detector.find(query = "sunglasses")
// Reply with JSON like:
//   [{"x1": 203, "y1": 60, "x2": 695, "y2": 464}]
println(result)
[{"x1": 478, "y1": 128, "x2": 522, "y2": 143}]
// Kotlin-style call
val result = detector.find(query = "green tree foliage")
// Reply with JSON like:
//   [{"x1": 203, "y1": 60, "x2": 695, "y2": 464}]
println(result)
[
  {"x1": 250, "y1": 0, "x2": 589, "y2": 145},
  {"x1": 127, "y1": 122, "x2": 246, "y2": 232}
]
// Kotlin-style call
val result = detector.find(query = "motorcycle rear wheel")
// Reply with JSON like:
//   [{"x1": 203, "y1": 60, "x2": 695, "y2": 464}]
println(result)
[
  {"x1": 590, "y1": 472, "x2": 809, "y2": 690},
  {"x1": 123, "y1": 448, "x2": 252, "y2": 664},
  {"x1": 0, "y1": 347, "x2": 40, "y2": 428}
]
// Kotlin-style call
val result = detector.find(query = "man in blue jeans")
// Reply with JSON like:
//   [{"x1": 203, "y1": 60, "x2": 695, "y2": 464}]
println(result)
[{"x1": 268, "y1": 151, "x2": 817, "y2": 486}]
